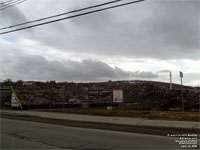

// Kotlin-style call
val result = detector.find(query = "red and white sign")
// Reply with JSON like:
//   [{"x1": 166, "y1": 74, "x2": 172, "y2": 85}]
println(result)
[{"x1": 113, "y1": 89, "x2": 123, "y2": 103}]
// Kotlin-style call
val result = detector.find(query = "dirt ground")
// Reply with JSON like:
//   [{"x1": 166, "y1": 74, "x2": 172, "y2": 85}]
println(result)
[{"x1": 39, "y1": 108, "x2": 200, "y2": 122}]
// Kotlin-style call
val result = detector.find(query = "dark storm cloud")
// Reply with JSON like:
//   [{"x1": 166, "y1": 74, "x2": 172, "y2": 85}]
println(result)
[{"x1": 1, "y1": 52, "x2": 158, "y2": 81}]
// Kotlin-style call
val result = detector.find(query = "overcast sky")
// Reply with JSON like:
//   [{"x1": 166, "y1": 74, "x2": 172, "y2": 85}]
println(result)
[{"x1": 0, "y1": 0, "x2": 199, "y2": 86}]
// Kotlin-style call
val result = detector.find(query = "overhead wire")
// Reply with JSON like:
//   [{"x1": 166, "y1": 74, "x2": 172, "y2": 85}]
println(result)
[
  {"x1": 0, "y1": 0, "x2": 28, "y2": 10},
  {"x1": 0, "y1": 0, "x2": 145, "y2": 35},
  {"x1": 0, "y1": 0, "x2": 21, "y2": 6},
  {"x1": 0, "y1": 0, "x2": 27, "y2": 10},
  {"x1": 0, "y1": 0, "x2": 16, "y2": 5},
  {"x1": 0, "y1": 0, "x2": 123, "y2": 30}
]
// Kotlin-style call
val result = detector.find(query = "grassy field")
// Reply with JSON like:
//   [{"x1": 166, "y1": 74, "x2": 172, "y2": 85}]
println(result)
[{"x1": 40, "y1": 108, "x2": 200, "y2": 122}]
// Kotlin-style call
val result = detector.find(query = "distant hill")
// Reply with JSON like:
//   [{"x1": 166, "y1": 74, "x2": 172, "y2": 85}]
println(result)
[{"x1": 108, "y1": 80, "x2": 194, "y2": 89}]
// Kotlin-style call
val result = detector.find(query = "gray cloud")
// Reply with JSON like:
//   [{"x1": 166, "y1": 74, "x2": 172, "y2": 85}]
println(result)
[
  {"x1": 147, "y1": 0, "x2": 199, "y2": 58},
  {"x1": 1, "y1": 0, "x2": 199, "y2": 60},
  {"x1": 158, "y1": 70, "x2": 171, "y2": 73},
  {"x1": 0, "y1": 0, "x2": 199, "y2": 85},
  {"x1": 9, "y1": 0, "x2": 197, "y2": 60},
  {"x1": 0, "y1": 6, "x2": 27, "y2": 26},
  {"x1": 0, "y1": 50, "x2": 158, "y2": 81}
]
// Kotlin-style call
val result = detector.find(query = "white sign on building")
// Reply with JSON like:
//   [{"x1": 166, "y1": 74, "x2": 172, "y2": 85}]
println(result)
[
  {"x1": 11, "y1": 93, "x2": 19, "y2": 107},
  {"x1": 113, "y1": 89, "x2": 123, "y2": 103}
]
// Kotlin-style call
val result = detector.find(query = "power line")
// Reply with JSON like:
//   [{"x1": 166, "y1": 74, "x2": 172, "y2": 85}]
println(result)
[
  {"x1": 0, "y1": 0, "x2": 16, "y2": 5},
  {"x1": 0, "y1": 0, "x2": 28, "y2": 10},
  {"x1": 0, "y1": 0, "x2": 27, "y2": 10},
  {"x1": 0, "y1": 0, "x2": 123, "y2": 30},
  {"x1": 0, "y1": 0, "x2": 20, "y2": 6},
  {"x1": 0, "y1": 0, "x2": 145, "y2": 34}
]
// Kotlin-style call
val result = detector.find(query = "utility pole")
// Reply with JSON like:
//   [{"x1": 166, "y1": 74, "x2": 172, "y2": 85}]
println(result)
[
  {"x1": 158, "y1": 70, "x2": 172, "y2": 90},
  {"x1": 63, "y1": 85, "x2": 65, "y2": 112},
  {"x1": 170, "y1": 71, "x2": 172, "y2": 90},
  {"x1": 180, "y1": 71, "x2": 184, "y2": 112}
]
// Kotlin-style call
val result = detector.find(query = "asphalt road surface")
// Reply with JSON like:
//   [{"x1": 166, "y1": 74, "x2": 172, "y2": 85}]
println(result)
[{"x1": 1, "y1": 118, "x2": 197, "y2": 150}]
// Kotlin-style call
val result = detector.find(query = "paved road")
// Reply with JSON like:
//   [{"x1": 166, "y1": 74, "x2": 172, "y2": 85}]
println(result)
[{"x1": 1, "y1": 118, "x2": 191, "y2": 150}]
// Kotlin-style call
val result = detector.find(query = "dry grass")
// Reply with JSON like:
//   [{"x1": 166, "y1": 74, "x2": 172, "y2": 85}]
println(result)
[{"x1": 40, "y1": 108, "x2": 200, "y2": 122}]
